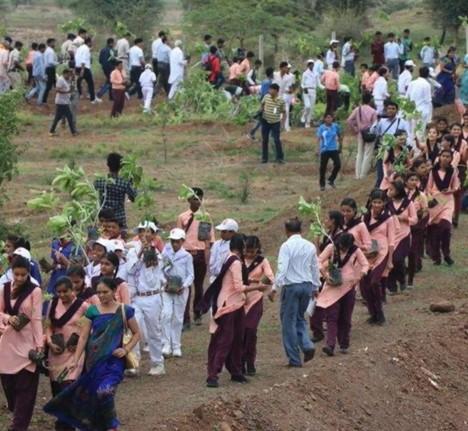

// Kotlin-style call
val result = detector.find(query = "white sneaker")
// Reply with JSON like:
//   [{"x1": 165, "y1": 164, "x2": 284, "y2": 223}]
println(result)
[
  {"x1": 148, "y1": 364, "x2": 165, "y2": 376},
  {"x1": 162, "y1": 346, "x2": 172, "y2": 357},
  {"x1": 305, "y1": 124, "x2": 311, "y2": 129},
  {"x1": 143, "y1": 345, "x2": 150, "y2": 353},
  {"x1": 125, "y1": 92, "x2": 130, "y2": 100},
  {"x1": 173, "y1": 348, "x2": 182, "y2": 358},
  {"x1": 124, "y1": 368, "x2": 139, "y2": 377}
]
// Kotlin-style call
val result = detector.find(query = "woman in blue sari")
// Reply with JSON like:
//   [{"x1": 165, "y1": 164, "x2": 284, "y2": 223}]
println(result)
[
  {"x1": 44, "y1": 277, "x2": 140, "y2": 431},
  {"x1": 434, "y1": 47, "x2": 457, "y2": 106}
]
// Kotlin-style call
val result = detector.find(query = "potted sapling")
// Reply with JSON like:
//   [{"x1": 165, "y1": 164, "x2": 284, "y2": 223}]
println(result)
[{"x1": 178, "y1": 184, "x2": 212, "y2": 241}]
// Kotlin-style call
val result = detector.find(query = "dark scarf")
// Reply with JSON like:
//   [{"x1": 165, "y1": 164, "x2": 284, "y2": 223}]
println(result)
[
  {"x1": 76, "y1": 286, "x2": 95, "y2": 301},
  {"x1": 419, "y1": 175, "x2": 429, "y2": 191},
  {"x1": 198, "y1": 255, "x2": 239, "y2": 318},
  {"x1": 387, "y1": 194, "x2": 411, "y2": 216},
  {"x1": 3, "y1": 280, "x2": 37, "y2": 316},
  {"x1": 408, "y1": 188, "x2": 420, "y2": 201},
  {"x1": 242, "y1": 255, "x2": 264, "y2": 286},
  {"x1": 319, "y1": 228, "x2": 342, "y2": 252},
  {"x1": 343, "y1": 217, "x2": 362, "y2": 232},
  {"x1": 364, "y1": 208, "x2": 392, "y2": 232},
  {"x1": 432, "y1": 163, "x2": 454, "y2": 191},
  {"x1": 426, "y1": 140, "x2": 439, "y2": 163},
  {"x1": 49, "y1": 297, "x2": 84, "y2": 328},
  {"x1": 333, "y1": 245, "x2": 358, "y2": 268}
]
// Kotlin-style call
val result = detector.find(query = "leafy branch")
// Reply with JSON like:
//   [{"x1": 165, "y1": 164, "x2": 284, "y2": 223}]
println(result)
[{"x1": 178, "y1": 184, "x2": 211, "y2": 223}]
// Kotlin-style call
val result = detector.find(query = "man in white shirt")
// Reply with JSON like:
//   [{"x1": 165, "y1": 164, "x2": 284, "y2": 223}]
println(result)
[
  {"x1": 420, "y1": 37, "x2": 437, "y2": 68},
  {"x1": 155, "y1": 36, "x2": 171, "y2": 96},
  {"x1": 300, "y1": 59, "x2": 321, "y2": 128},
  {"x1": 139, "y1": 64, "x2": 156, "y2": 113},
  {"x1": 209, "y1": 218, "x2": 239, "y2": 283},
  {"x1": 341, "y1": 37, "x2": 355, "y2": 76},
  {"x1": 273, "y1": 61, "x2": 295, "y2": 132},
  {"x1": 7, "y1": 41, "x2": 23, "y2": 89},
  {"x1": 43, "y1": 38, "x2": 58, "y2": 104},
  {"x1": 151, "y1": 30, "x2": 165, "y2": 74},
  {"x1": 384, "y1": 32, "x2": 401, "y2": 79},
  {"x1": 71, "y1": 28, "x2": 87, "y2": 67},
  {"x1": 168, "y1": 40, "x2": 187, "y2": 100},
  {"x1": 313, "y1": 53, "x2": 324, "y2": 77},
  {"x1": 61, "y1": 33, "x2": 75, "y2": 65},
  {"x1": 270, "y1": 218, "x2": 320, "y2": 367},
  {"x1": 75, "y1": 38, "x2": 101, "y2": 104},
  {"x1": 49, "y1": 68, "x2": 77, "y2": 136},
  {"x1": 115, "y1": 32, "x2": 131, "y2": 72},
  {"x1": 325, "y1": 40, "x2": 339, "y2": 69},
  {"x1": 128, "y1": 38, "x2": 145, "y2": 99},
  {"x1": 406, "y1": 66, "x2": 433, "y2": 132},
  {"x1": 397, "y1": 59, "x2": 415, "y2": 96},
  {"x1": 372, "y1": 66, "x2": 389, "y2": 114}
]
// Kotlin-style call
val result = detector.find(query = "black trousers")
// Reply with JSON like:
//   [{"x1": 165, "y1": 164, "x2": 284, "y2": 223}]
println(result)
[
  {"x1": 325, "y1": 89, "x2": 338, "y2": 114},
  {"x1": 42, "y1": 66, "x2": 56, "y2": 103},
  {"x1": 75, "y1": 67, "x2": 96, "y2": 101},
  {"x1": 319, "y1": 150, "x2": 341, "y2": 187},
  {"x1": 50, "y1": 104, "x2": 76, "y2": 134},
  {"x1": 261, "y1": 119, "x2": 284, "y2": 162},
  {"x1": 129, "y1": 66, "x2": 143, "y2": 98},
  {"x1": 157, "y1": 62, "x2": 170, "y2": 95}
]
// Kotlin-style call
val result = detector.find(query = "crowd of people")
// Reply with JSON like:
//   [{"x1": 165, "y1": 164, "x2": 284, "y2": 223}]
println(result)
[{"x1": 0, "y1": 25, "x2": 467, "y2": 431}]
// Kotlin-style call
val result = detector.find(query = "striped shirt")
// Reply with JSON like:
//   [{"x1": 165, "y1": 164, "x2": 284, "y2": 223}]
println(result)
[{"x1": 262, "y1": 94, "x2": 285, "y2": 124}]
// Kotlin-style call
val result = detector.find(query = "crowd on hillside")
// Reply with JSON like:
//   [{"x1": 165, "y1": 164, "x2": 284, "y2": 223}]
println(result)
[{"x1": 0, "y1": 26, "x2": 467, "y2": 431}]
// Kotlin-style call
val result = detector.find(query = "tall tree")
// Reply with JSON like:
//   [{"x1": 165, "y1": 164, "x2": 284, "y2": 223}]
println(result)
[{"x1": 427, "y1": 0, "x2": 468, "y2": 38}]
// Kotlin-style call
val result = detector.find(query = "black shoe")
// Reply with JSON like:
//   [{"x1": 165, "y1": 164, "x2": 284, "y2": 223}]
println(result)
[
  {"x1": 433, "y1": 260, "x2": 441, "y2": 266},
  {"x1": 206, "y1": 378, "x2": 219, "y2": 388},
  {"x1": 246, "y1": 365, "x2": 256, "y2": 376},
  {"x1": 286, "y1": 363, "x2": 302, "y2": 368},
  {"x1": 231, "y1": 374, "x2": 249, "y2": 384},
  {"x1": 320, "y1": 186, "x2": 325, "y2": 191},
  {"x1": 366, "y1": 316, "x2": 377, "y2": 324},
  {"x1": 444, "y1": 257, "x2": 454, "y2": 266},
  {"x1": 375, "y1": 315, "x2": 386, "y2": 326},
  {"x1": 399, "y1": 283, "x2": 407, "y2": 292},
  {"x1": 322, "y1": 346, "x2": 334, "y2": 357},
  {"x1": 328, "y1": 181, "x2": 336, "y2": 189},
  {"x1": 339, "y1": 347, "x2": 349, "y2": 354},
  {"x1": 304, "y1": 349, "x2": 315, "y2": 363},
  {"x1": 182, "y1": 322, "x2": 191, "y2": 331},
  {"x1": 311, "y1": 332, "x2": 324, "y2": 343},
  {"x1": 275, "y1": 159, "x2": 285, "y2": 164}
]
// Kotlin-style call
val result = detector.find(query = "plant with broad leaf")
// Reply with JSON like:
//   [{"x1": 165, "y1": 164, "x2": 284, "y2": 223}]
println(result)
[
  {"x1": 376, "y1": 134, "x2": 409, "y2": 175},
  {"x1": 298, "y1": 196, "x2": 329, "y2": 241},
  {"x1": 178, "y1": 184, "x2": 211, "y2": 223}
]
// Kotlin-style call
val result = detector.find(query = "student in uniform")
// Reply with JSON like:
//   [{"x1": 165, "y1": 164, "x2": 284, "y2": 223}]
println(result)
[
  {"x1": 317, "y1": 233, "x2": 368, "y2": 356},
  {"x1": 84, "y1": 238, "x2": 109, "y2": 286},
  {"x1": 340, "y1": 198, "x2": 372, "y2": 252},
  {"x1": 176, "y1": 187, "x2": 215, "y2": 328},
  {"x1": 67, "y1": 265, "x2": 99, "y2": 304},
  {"x1": 386, "y1": 180, "x2": 417, "y2": 294},
  {"x1": 161, "y1": 228, "x2": 194, "y2": 358},
  {"x1": 380, "y1": 130, "x2": 412, "y2": 191},
  {"x1": 361, "y1": 190, "x2": 395, "y2": 325},
  {"x1": 450, "y1": 123, "x2": 467, "y2": 227},
  {"x1": 46, "y1": 277, "x2": 88, "y2": 431},
  {"x1": 415, "y1": 125, "x2": 440, "y2": 164},
  {"x1": 0, "y1": 256, "x2": 43, "y2": 431},
  {"x1": 242, "y1": 236, "x2": 274, "y2": 376},
  {"x1": 426, "y1": 149, "x2": 460, "y2": 265},
  {"x1": 209, "y1": 218, "x2": 240, "y2": 282}
]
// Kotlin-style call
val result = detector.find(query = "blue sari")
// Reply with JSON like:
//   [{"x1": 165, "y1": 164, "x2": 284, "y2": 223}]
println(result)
[
  {"x1": 44, "y1": 304, "x2": 135, "y2": 431},
  {"x1": 434, "y1": 56, "x2": 456, "y2": 106}
]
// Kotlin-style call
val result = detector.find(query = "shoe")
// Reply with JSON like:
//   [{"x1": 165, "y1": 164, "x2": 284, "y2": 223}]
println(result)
[
  {"x1": 49, "y1": 132, "x2": 57, "y2": 137},
  {"x1": 172, "y1": 348, "x2": 182, "y2": 358},
  {"x1": 124, "y1": 368, "x2": 139, "y2": 377},
  {"x1": 304, "y1": 349, "x2": 315, "y2": 363},
  {"x1": 339, "y1": 348, "x2": 349, "y2": 354},
  {"x1": 433, "y1": 260, "x2": 441, "y2": 266},
  {"x1": 407, "y1": 284, "x2": 414, "y2": 290},
  {"x1": 374, "y1": 314, "x2": 386, "y2": 326},
  {"x1": 275, "y1": 159, "x2": 285, "y2": 164},
  {"x1": 322, "y1": 346, "x2": 334, "y2": 357},
  {"x1": 162, "y1": 346, "x2": 172, "y2": 358},
  {"x1": 311, "y1": 333, "x2": 324, "y2": 343},
  {"x1": 305, "y1": 124, "x2": 311, "y2": 129},
  {"x1": 95, "y1": 97, "x2": 103, "y2": 103},
  {"x1": 261, "y1": 160, "x2": 268, "y2": 164},
  {"x1": 148, "y1": 364, "x2": 165, "y2": 376},
  {"x1": 286, "y1": 363, "x2": 302, "y2": 368},
  {"x1": 328, "y1": 181, "x2": 336, "y2": 189},
  {"x1": 388, "y1": 290, "x2": 397, "y2": 296},
  {"x1": 366, "y1": 316, "x2": 377, "y2": 324},
  {"x1": 444, "y1": 257, "x2": 454, "y2": 266},
  {"x1": 194, "y1": 316, "x2": 202, "y2": 326},
  {"x1": 247, "y1": 133, "x2": 256, "y2": 141},
  {"x1": 246, "y1": 365, "x2": 256, "y2": 376},
  {"x1": 206, "y1": 378, "x2": 219, "y2": 388},
  {"x1": 320, "y1": 186, "x2": 325, "y2": 191},
  {"x1": 231, "y1": 375, "x2": 249, "y2": 384},
  {"x1": 399, "y1": 283, "x2": 407, "y2": 292},
  {"x1": 72, "y1": 131, "x2": 79, "y2": 136}
]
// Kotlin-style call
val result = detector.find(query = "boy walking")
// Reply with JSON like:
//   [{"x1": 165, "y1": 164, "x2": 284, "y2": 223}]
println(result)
[
  {"x1": 261, "y1": 83, "x2": 285, "y2": 164},
  {"x1": 317, "y1": 113, "x2": 342, "y2": 191},
  {"x1": 49, "y1": 69, "x2": 77, "y2": 136}
]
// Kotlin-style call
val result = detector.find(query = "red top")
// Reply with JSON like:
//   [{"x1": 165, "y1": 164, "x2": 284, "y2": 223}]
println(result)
[
  {"x1": 208, "y1": 54, "x2": 221, "y2": 83},
  {"x1": 371, "y1": 41, "x2": 385, "y2": 66}
]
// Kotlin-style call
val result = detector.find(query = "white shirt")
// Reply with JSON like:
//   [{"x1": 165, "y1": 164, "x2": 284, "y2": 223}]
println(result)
[
  {"x1": 85, "y1": 262, "x2": 101, "y2": 286},
  {"x1": 44, "y1": 46, "x2": 58, "y2": 67},
  {"x1": 313, "y1": 59, "x2": 324, "y2": 76},
  {"x1": 161, "y1": 244, "x2": 194, "y2": 289},
  {"x1": 127, "y1": 256, "x2": 166, "y2": 295},
  {"x1": 116, "y1": 38, "x2": 130, "y2": 60},
  {"x1": 139, "y1": 69, "x2": 156, "y2": 88},
  {"x1": 209, "y1": 239, "x2": 231, "y2": 280},
  {"x1": 151, "y1": 37, "x2": 162, "y2": 59},
  {"x1": 342, "y1": 42, "x2": 354, "y2": 62},
  {"x1": 72, "y1": 36, "x2": 85, "y2": 52},
  {"x1": 168, "y1": 47, "x2": 187, "y2": 84},
  {"x1": 301, "y1": 68, "x2": 320, "y2": 90},
  {"x1": 273, "y1": 71, "x2": 295, "y2": 96},
  {"x1": 384, "y1": 41, "x2": 401, "y2": 61},
  {"x1": 398, "y1": 70, "x2": 412, "y2": 95},
  {"x1": 372, "y1": 76, "x2": 389, "y2": 100},
  {"x1": 129, "y1": 45, "x2": 144, "y2": 67},
  {"x1": 156, "y1": 43, "x2": 171, "y2": 63},
  {"x1": 420, "y1": 46, "x2": 436, "y2": 64},
  {"x1": 325, "y1": 49, "x2": 336, "y2": 68},
  {"x1": 75, "y1": 44, "x2": 91, "y2": 69},
  {"x1": 61, "y1": 40, "x2": 73, "y2": 58},
  {"x1": 406, "y1": 77, "x2": 432, "y2": 110},
  {"x1": 274, "y1": 234, "x2": 320, "y2": 290}
]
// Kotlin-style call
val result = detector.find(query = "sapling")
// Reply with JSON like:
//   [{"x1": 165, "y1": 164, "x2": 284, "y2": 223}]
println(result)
[{"x1": 178, "y1": 184, "x2": 212, "y2": 240}]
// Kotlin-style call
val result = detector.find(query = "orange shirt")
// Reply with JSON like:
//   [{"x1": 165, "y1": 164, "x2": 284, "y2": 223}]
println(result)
[
  {"x1": 239, "y1": 58, "x2": 251, "y2": 75},
  {"x1": 321, "y1": 69, "x2": 340, "y2": 91},
  {"x1": 360, "y1": 70, "x2": 371, "y2": 89},
  {"x1": 176, "y1": 210, "x2": 215, "y2": 251},
  {"x1": 365, "y1": 72, "x2": 379, "y2": 91},
  {"x1": 110, "y1": 69, "x2": 126, "y2": 90},
  {"x1": 229, "y1": 63, "x2": 242, "y2": 81}
]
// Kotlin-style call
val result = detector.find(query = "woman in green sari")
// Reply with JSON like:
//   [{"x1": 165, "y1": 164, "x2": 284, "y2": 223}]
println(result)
[{"x1": 44, "y1": 277, "x2": 140, "y2": 431}]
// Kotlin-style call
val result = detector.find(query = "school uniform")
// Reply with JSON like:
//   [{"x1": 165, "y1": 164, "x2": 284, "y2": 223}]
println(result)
[
  {"x1": 379, "y1": 148, "x2": 410, "y2": 191},
  {"x1": 343, "y1": 218, "x2": 372, "y2": 252},
  {"x1": 453, "y1": 138, "x2": 467, "y2": 226},
  {"x1": 85, "y1": 261, "x2": 101, "y2": 286},
  {"x1": 0, "y1": 282, "x2": 43, "y2": 431},
  {"x1": 317, "y1": 245, "x2": 368, "y2": 352},
  {"x1": 161, "y1": 244, "x2": 194, "y2": 354},
  {"x1": 209, "y1": 239, "x2": 231, "y2": 282},
  {"x1": 139, "y1": 68, "x2": 156, "y2": 112}
]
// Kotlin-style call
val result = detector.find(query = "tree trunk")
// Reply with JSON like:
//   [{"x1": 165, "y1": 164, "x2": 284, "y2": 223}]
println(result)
[
  {"x1": 439, "y1": 27, "x2": 446, "y2": 46},
  {"x1": 465, "y1": 24, "x2": 468, "y2": 58}
]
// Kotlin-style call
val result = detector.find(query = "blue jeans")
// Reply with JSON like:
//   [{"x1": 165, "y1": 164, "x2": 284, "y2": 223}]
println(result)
[
  {"x1": 27, "y1": 78, "x2": 46, "y2": 105},
  {"x1": 386, "y1": 59, "x2": 399, "y2": 80},
  {"x1": 280, "y1": 282, "x2": 315, "y2": 366}
]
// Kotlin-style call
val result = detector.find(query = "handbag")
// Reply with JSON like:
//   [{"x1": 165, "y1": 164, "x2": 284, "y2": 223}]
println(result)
[
  {"x1": 359, "y1": 107, "x2": 377, "y2": 143},
  {"x1": 120, "y1": 305, "x2": 139, "y2": 370}
]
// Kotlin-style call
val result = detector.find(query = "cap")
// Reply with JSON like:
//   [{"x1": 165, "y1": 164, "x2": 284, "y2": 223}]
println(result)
[
  {"x1": 215, "y1": 218, "x2": 239, "y2": 232},
  {"x1": 136, "y1": 222, "x2": 147, "y2": 230},
  {"x1": 145, "y1": 64, "x2": 153, "y2": 70},
  {"x1": 404, "y1": 60, "x2": 416, "y2": 67},
  {"x1": 174, "y1": 40, "x2": 183, "y2": 47},
  {"x1": 146, "y1": 221, "x2": 160, "y2": 233},
  {"x1": 306, "y1": 59, "x2": 315, "y2": 64},
  {"x1": 169, "y1": 228, "x2": 186, "y2": 240},
  {"x1": 330, "y1": 39, "x2": 339, "y2": 45},
  {"x1": 94, "y1": 238, "x2": 111, "y2": 251},
  {"x1": 13, "y1": 247, "x2": 31, "y2": 261},
  {"x1": 287, "y1": 62, "x2": 292, "y2": 68},
  {"x1": 109, "y1": 239, "x2": 125, "y2": 251}
]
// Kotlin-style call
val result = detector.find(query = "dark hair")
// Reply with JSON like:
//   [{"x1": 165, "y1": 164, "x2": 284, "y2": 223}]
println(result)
[
  {"x1": 38, "y1": 43, "x2": 46, "y2": 50},
  {"x1": 15, "y1": 41, "x2": 23, "y2": 49},
  {"x1": 115, "y1": 60, "x2": 123, "y2": 66},
  {"x1": 46, "y1": 38, "x2": 55, "y2": 45},
  {"x1": 78, "y1": 28, "x2": 87, "y2": 35},
  {"x1": 103, "y1": 252, "x2": 120, "y2": 278},
  {"x1": 254, "y1": 59, "x2": 262, "y2": 66},
  {"x1": 362, "y1": 92, "x2": 372, "y2": 104},
  {"x1": 11, "y1": 255, "x2": 30, "y2": 272},
  {"x1": 158, "y1": 31, "x2": 166, "y2": 37},
  {"x1": 412, "y1": 157, "x2": 427, "y2": 170},
  {"x1": 437, "y1": 117, "x2": 448, "y2": 124},
  {"x1": 67, "y1": 265, "x2": 86, "y2": 279},
  {"x1": 230, "y1": 234, "x2": 245, "y2": 254},
  {"x1": 375, "y1": 31, "x2": 382, "y2": 36},
  {"x1": 369, "y1": 189, "x2": 387, "y2": 202},
  {"x1": 31, "y1": 42, "x2": 38, "y2": 50},
  {"x1": 67, "y1": 33, "x2": 75, "y2": 40},
  {"x1": 105, "y1": 218, "x2": 121, "y2": 227},
  {"x1": 203, "y1": 34, "x2": 212, "y2": 42},
  {"x1": 337, "y1": 232, "x2": 354, "y2": 249},
  {"x1": 217, "y1": 38, "x2": 224, "y2": 45},
  {"x1": 419, "y1": 66, "x2": 429, "y2": 78},
  {"x1": 55, "y1": 276, "x2": 73, "y2": 291},
  {"x1": 386, "y1": 100, "x2": 398, "y2": 109},
  {"x1": 107, "y1": 152, "x2": 122, "y2": 172},
  {"x1": 390, "y1": 180, "x2": 407, "y2": 200},
  {"x1": 62, "y1": 68, "x2": 71, "y2": 74},
  {"x1": 328, "y1": 210, "x2": 344, "y2": 229},
  {"x1": 323, "y1": 113, "x2": 334, "y2": 120},
  {"x1": 439, "y1": 149, "x2": 453, "y2": 159},
  {"x1": 388, "y1": 32, "x2": 395, "y2": 38},
  {"x1": 209, "y1": 45, "x2": 217, "y2": 54},
  {"x1": 340, "y1": 198, "x2": 357, "y2": 211},
  {"x1": 285, "y1": 217, "x2": 302, "y2": 233},
  {"x1": 378, "y1": 66, "x2": 388, "y2": 76},
  {"x1": 191, "y1": 187, "x2": 204, "y2": 199},
  {"x1": 265, "y1": 66, "x2": 274, "y2": 78},
  {"x1": 134, "y1": 38, "x2": 143, "y2": 45},
  {"x1": 403, "y1": 28, "x2": 410, "y2": 33},
  {"x1": 161, "y1": 36, "x2": 168, "y2": 44},
  {"x1": 107, "y1": 38, "x2": 115, "y2": 45},
  {"x1": 99, "y1": 207, "x2": 116, "y2": 221},
  {"x1": 84, "y1": 37, "x2": 92, "y2": 45},
  {"x1": 245, "y1": 235, "x2": 261, "y2": 252},
  {"x1": 405, "y1": 170, "x2": 419, "y2": 182},
  {"x1": 97, "y1": 276, "x2": 117, "y2": 291},
  {"x1": 270, "y1": 83, "x2": 279, "y2": 91},
  {"x1": 450, "y1": 122, "x2": 462, "y2": 130},
  {"x1": 332, "y1": 61, "x2": 340, "y2": 69},
  {"x1": 279, "y1": 61, "x2": 288, "y2": 68},
  {"x1": 360, "y1": 63, "x2": 368, "y2": 69},
  {"x1": 370, "y1": 64, "x2": 379, "y2": 71},
  {"x1": 344, "y1": 36, "x2": 351, "y2": 42},
  {"x1": 442, "y1": 134, "x2": 455, "y2": 146},
  {"x1": 246, "y1": 51, "x2": 255, "y2": 58}
]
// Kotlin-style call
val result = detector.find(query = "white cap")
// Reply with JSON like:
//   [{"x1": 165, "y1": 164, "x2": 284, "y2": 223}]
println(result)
[
  {"x1": 94, "y1": 238, "x2": 110, "y2": 251},
  {"x1": 169, "y1": 228, "x2": 186, "y2": 240},
  {"x1": 136, "y1": 222, "x2": 147, "y2": 230},
  {"x1": 215, "y1": 218, "x2": 239, "y2": 232},
  {"x1": 109, "y1": 239, "x2": 125, "y2": 251},
  {"x1": 405, "y1": 60, "x2": 416, "y2": 67},
  {"x1": 287, "y1": 62, "x2": 292, "y2": 68},
  {"x1": 145, "y1": 63, "x2": 153, "y2": 70},
  {"x1": 330, "y1": 39, "x2": 339, "y2": 45},
  {"x1": 146, "y1": 221, "x2": 160, "y2": 233},
  {"x1": 306, "y1": 59, "x2": 315, "y2": 64},
  {"x1": 175, "y1": 40, "x2": 183, "y2": 47},
  {"x1": 13, "y1": 247, "x2": 31, "y2": 261}
]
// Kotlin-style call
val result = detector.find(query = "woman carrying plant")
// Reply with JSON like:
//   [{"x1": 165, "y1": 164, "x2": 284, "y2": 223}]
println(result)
[
  {"x1": 450, "y1": 123, "x2": 467, "y2": 227},
  {"x1": 340, "y1": 198, "x2": 372, "y2": 252},
  {"x1": 91, "y1": 251, "x2": 130, "y2": 304},
  {"x1": 379, "y1": 130, "x2": 412, "y2": 191},
  {"x1": 425, "y1": 150, "x2": 460, "y2": 266},
  {"x1": 361, "y1": 190, "x2": 396, "y2": 325},
  {"x1": 242, "y1": 235, "x2": 274, "y2": 376},
  {"x1": 386, "y1": 180, "x2": 418, "y2": 294},
  {"x1": 0, "y1": 256, "x2": 43, "y2": 431},
  {"x1": 405, "y1": 170, "x2": 429, "y2": 288},
  {"x1": 44, "y1": 277, "x2": 140, "y2": 430},
  {"x1": 46, "y1": 276, "x2": 88, "y2": 431},
  {"x1": 316, "y1": 233, "x2": 368, "y2": 356}
]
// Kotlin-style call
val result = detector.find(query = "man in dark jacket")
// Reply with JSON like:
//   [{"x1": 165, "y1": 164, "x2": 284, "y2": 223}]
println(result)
[{"x1": 97, "y1": 38, "x2": 117, "y2": 100}]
